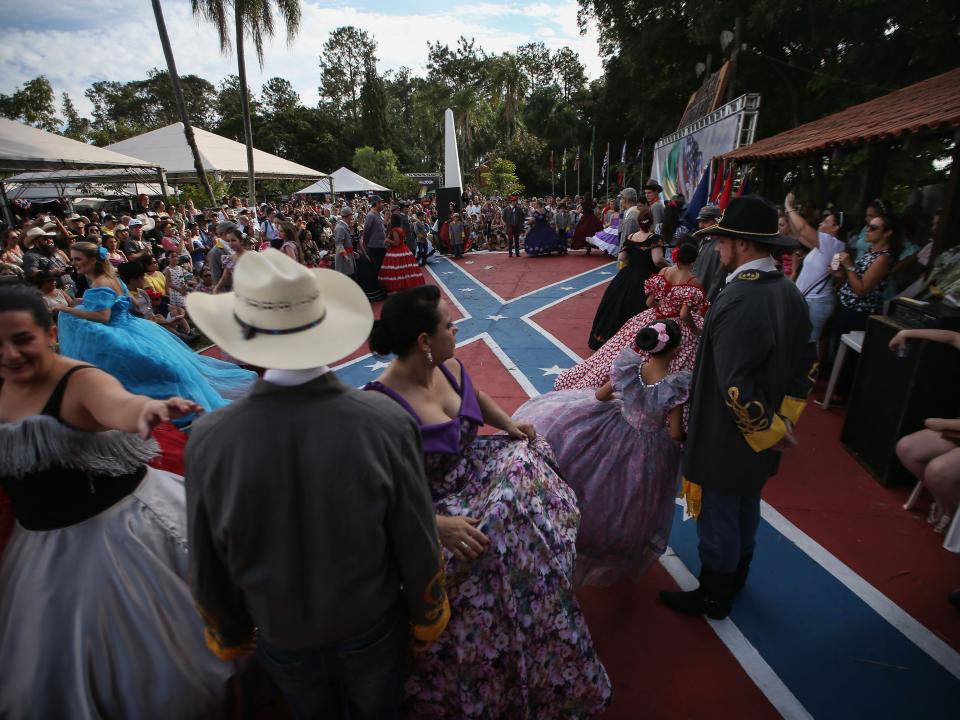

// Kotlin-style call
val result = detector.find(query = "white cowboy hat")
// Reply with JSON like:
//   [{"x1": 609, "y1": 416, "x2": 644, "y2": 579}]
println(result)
[{"x1": 186, "y1": 248, "x2": 372, "y2": 370}]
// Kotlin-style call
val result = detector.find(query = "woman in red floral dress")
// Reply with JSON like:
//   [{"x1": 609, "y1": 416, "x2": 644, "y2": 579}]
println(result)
[
  {"x1": 378, "y1": 213, "x2": 425, "y2": 293},
  {"x1": 555, "y1": 242, "x2": 707, "y2": 391}
]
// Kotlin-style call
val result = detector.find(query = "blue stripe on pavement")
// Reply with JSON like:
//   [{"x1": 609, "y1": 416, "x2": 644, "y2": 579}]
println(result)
[{"x1": 668, "y1": 507, "x2": 960, "y2": 719}]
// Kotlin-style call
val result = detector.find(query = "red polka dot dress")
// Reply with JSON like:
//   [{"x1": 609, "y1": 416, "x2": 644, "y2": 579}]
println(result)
[{"x1": 378, "y1": 227, "x2": 425, "y2": 292}]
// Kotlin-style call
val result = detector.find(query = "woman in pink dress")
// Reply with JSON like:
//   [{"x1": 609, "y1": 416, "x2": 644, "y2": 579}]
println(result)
[{"x1": 555, "y1": 242, "x2": 706, "y2": 391}]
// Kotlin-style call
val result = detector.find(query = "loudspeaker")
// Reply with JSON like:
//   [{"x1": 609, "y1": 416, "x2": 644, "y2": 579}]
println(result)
[
  {"x1": 841, "y1": 315, "x2": 960, "y2": 486},
  {"x1": 436, "y1": 187, "x2": 462, "y2": 224}
]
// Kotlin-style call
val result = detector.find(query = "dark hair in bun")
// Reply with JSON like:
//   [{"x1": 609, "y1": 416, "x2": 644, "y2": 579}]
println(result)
[
  {"x1": 368, "y1": 285, "x2": 443, "y2": 357},
  {"x1": 635, "y1": 319, "x2": 681, "y2": 356},
  {"x1": 676, "y1": 241, "x2": 699, "y2": 265}
]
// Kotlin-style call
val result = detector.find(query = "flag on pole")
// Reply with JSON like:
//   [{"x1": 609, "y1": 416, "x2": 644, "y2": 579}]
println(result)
[
  {"x1": 735, "y1": 173, "x2": 751, "y2": 197},
  {"x1": 617, "y1": 140, "x2": 627, "y2": 185},
  {"x1": 600, "y1": 143, "x2": 609, "y2": 177},
  {"x1": 549, "y1": 150, "x2": 555, "y2": 173},
  {"x1": 718, "y1": 165, "x2": 735, "y2": 209},
  {"x1": 635, "y1": 141, "x2": 644, "y2": 162},
  {"x1": 710, "y1": 158, "x2": 726, "y2": 203},
  {"x1": 620, "y1": 140, "x2": 627, "y2": 164},
  {"x1": 573, "y1": 147, "x2": 580, "y2": 171},
  {"x1": 562, "y1": 148, "x2": 567, "y2": 171}
]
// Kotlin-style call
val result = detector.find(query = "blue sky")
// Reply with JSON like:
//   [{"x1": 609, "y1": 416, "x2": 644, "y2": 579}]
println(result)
[{"x1": 0, "y1": 0, "x2": 603, "y2": 117}]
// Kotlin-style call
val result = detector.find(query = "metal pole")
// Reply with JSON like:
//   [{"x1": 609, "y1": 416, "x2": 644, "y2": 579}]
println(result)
[
  {"x1": 157, "y1": 168, "x2": 169, "y2": 200},
  {"x1": 0, "y1": 181, "x2": 14, "y2": 228}
]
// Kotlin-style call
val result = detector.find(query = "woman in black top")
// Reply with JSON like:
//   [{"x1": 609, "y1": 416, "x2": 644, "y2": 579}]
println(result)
[{"x1": 588, "y1": 205, "x2": 663, "y2": 350}]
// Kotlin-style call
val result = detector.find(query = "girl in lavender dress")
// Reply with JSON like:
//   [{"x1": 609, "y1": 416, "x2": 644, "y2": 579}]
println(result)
[
  {"x1": 364, "y1": 285, "x2": 610, "y2": 719},
  {"x1": 515, "y1": 320, "x2": 690, "y2": 587}
]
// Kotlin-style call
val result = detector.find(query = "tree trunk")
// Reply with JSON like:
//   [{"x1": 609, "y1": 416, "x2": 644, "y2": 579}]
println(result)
[
  {"x1": 150, "y1": 0, "x2": 216, "y2": 206},
  {"x1": 235, "y1": 5, "x2": 257, "y2": 208}
]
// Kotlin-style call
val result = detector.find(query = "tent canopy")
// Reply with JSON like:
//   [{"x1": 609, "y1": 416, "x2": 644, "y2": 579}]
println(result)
[
  {"x1": 0, "y1": 118, "x2": 159, "y2": 175},
  {"x1": 296, "y1": 166, "x2": 389, "y2": 195},
  {"x1": 105, "y1": 123, "x2": 326, "y2": 182},
  {"x1": 724, "y1": 68, "x2": 960, "y2": 161}
]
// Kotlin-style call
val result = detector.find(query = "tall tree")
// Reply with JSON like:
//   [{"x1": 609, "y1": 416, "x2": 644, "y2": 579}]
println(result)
[
  {"x1": 261, "y1": 77, "x2": 299, "y2": 115},
  {"x1": 0, "y1": 76, "x2": 59, "y2": 132},
  {"x1": 60, "y1": 93, "x2": 91, "y2": 142},
  {"x1": 318, "y1": 26, "x2": 378, "y2": 127},
  {"x1": 487, "y1": 54, "x2": 528, "y2": 141},
  {"x1": 359, "y1": 65, "x2": 389, "y2": 150},
  {"x1": 150, "y1": 0, "x2": 216, "y2": 204},
  {"x1": 194, "y1": 0, "x2": 303, "y2": 206}
]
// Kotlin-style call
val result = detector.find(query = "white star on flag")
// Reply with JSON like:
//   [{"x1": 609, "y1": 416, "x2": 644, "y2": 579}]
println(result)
[
  {"x1": 364, "y1": 360, "x2": 390, "y2": 371},
  {"x1": 461, "y1": 288, "x2": 474, "y2": 292},
  {"x1": 465, "y1": 261, "x2": 475, "y2": 264},
  {"x1": 559, "y1": 286, "x2": 575, "y2": 290},
  {"x1": 600, "y1": 271, "x2": 612, "y2": 275},
  {"x1": 539, "y1": 365, "x2": 567, "y2": 376},
  {"x1": 486, "y1": 314, "x2": 508, "y2": 321}
]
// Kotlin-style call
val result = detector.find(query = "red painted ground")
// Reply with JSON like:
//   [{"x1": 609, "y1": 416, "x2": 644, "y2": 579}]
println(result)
[
  {"x1": 456, "y1": 337, "x2": 530, "y2": 436},
  {"x1": 764, "y1": 400, "x2": 960, "y2": 650},
  {"x1": 530, "y1": 282, "x2": 611, "y2": 361},
  {"x1": 578, "y1": 564, "x2": 781, "y2": 720},
  {"x1": 446, "y1": 250, "x2": 611, "y2": 300}
]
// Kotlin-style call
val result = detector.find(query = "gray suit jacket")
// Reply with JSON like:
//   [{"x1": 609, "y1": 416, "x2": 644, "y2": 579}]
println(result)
[{"x1": 185, "y1": 373, "x2": 449, "y2": 651}]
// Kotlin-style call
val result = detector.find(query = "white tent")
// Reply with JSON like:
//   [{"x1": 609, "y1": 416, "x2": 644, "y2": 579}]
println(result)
[
  {"x1": 0, "y1": 118, "x2": 159, "y2": 174},
  {"x1": 104, "y1": 123, "x2": 326, "y2": 182},
  {"x1": 295, "y1": 166, "x2": 389, "y2": 195}
]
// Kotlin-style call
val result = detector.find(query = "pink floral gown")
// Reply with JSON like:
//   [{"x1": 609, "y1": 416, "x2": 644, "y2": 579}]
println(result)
[
  {"x1": 366, "y1": 361, "x2": 611, "y2": 719},
  {"x1": 555, "y1": 274, "x2": 707, "y2": 391}
]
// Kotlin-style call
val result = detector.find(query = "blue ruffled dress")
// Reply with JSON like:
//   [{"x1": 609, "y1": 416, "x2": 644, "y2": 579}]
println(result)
[{"x1": 57, "y1": 286, "x2": 256, "y2": 410}]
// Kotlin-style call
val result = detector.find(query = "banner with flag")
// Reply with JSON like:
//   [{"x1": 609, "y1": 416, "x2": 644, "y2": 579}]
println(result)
[
  {"x1": 600, "y1": 142, "x2": 609, "y2": 178},
  {"x1": 573, "y1": 147, "x2": 580, "y2": 171},
  {"x1": 680, "y1": 167, "x2": 710, "y2": 231}
]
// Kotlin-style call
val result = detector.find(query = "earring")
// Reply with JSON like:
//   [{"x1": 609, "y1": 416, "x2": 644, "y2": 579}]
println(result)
[{"x1": 425, "y1": 348, "x2": 433, "y2": 365}]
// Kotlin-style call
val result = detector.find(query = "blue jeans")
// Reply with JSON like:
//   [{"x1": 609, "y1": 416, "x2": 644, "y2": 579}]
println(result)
[
  {"x1": 805, "y1": 293, "x2": 836, "y2": 345},
  {"x1": 697, "y1": 487, "x2": 762, "y2": 574},
  {"x1": 256, "y1": 604, "x2": 408, "y2": 720}
]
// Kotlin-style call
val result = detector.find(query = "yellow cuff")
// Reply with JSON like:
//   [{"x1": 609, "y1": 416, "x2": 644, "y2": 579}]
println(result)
[
  {"x1": 779, "y1": 396, "x2": 807, "y2": 427},
  {"x1": 681, "y1": 478, "x2": 702, "y2": 519},
  {"x1": 744, "y1": 413, "x2": 787, "y2": 452},
  {"x1": 204, "y1": 626, "x2": 254, "y2": 661},
  {"x1": 412, "y1": 594, "x2": 451, "y2": 643}
]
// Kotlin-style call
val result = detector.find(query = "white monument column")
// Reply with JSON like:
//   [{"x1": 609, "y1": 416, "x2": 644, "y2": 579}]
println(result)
[{"x1": 443, "y1": 108, "x2": 462, "y2": 189}]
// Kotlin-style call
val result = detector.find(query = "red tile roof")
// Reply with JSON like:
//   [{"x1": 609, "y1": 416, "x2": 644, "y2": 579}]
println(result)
[{"x1": 724, "y1": 67, "x2": 960, "y2": 161}]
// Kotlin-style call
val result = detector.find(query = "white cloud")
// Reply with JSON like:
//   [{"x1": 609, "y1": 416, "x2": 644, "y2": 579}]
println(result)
[{"x1": 0, "y1": 0, "x2": 603, "y2": 119}]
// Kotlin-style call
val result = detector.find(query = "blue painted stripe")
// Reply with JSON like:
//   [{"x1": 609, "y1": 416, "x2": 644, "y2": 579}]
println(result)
[
  {"x1": 668, "y1": 507, "x2": 960, "y2": 719},
  {"x1": 336, "y1": 257, "x2": 615, "y2": 393}
]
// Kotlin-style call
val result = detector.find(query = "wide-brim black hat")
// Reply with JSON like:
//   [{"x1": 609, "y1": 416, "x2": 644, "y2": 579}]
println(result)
[
  {"x1": 643, "y1": 179, "x2": 663, "y2": 192},
  {"x1": 692, "y1": 195, "x2": 796, "y2": 247}
]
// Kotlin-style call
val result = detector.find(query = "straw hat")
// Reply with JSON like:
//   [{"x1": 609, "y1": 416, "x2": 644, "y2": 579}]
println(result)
[{"x1": 186, "y1": 249, "x2": 372, "y2": 369}]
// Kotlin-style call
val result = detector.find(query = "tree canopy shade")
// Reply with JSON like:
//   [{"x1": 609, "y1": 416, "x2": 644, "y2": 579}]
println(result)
[{"x1": 102, "y1": 123, "x2": 325, "y2": 182}]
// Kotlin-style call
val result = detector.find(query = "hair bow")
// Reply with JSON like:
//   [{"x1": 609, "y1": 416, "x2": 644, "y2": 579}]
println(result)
[
  {"x1": 97, "y1": 245, "x2": 108, "y2": 260},
  {"x1": 651, "y1": 322, "x2": 670, "y2": 353}
]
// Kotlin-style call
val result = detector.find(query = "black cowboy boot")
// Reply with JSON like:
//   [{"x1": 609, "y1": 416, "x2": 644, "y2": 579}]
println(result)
[
  {"x1": 734, "y1": 554, "x2": 753, "y2": 593},
  {"x1": 659, "y1": 568, "x2": 737, "y2": 620}
]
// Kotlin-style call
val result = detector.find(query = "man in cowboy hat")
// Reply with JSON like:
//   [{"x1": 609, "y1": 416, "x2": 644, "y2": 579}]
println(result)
[
  {"x1": 691, "y1": 203, "x2": 725, "y2": 302},
  {"x1": 643, "y1": 179, "x2": 665, "y2": 228},
  {"x1": 184, "y1": 250, "x2": 449, "y2": 718},
  {"x1": 660, "y1": 195, "x2": 816, "y2": 620}
]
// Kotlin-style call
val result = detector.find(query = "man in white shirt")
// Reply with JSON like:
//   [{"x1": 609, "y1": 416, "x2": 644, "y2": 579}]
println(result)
[{"x1": 784, "y1": 193, "x2": 846, "y2": 346}]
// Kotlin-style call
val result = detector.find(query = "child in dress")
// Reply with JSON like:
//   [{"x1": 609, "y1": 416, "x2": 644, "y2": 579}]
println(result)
[{"x1": 514, "y1": 320, "x2": 691, "y2": 587}]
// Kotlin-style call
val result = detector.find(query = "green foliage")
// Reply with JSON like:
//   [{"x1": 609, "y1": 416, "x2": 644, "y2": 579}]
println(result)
[
  {"x1": 60, "y1": 93, "x2": 91, "y2": 142},
  {"x1": 178, "y1": 177, "x2": 232, "y2": 207},
  {"x1": 318, "y1": 26, "x2": 377, "y2": 128},
  {"x1": 0, "y1": 76, "x2": 59, "y2": 131},
  {"x1": 359, "y1": 66, "x2": 389, "y2": 150},
  {"x1": 352, "y1": 146, "x2": 415, "y2": 194},
  {"x1": 479, "y1": 157, "x2": 524, "y2": 196}
]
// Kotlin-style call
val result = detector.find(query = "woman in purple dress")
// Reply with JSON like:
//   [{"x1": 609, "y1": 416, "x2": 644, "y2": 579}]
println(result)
[
  {"x1": 515, "y1": 320, "x2": 691, "y2": 587},
  {"x1": 523, "y1": 200, "x2": 566, "y2": 256},
  {"x1": 364, "y1": 286, "x2": 611, "y2": 719}
]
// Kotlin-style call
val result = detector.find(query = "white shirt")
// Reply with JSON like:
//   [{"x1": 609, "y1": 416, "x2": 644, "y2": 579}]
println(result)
[
  {"x1": 263, "y1": 366, "x2": 330, "y2": 386},
  {"x1": 725, "y1": 255, "x2": 778, "y2": 284},
  {"x1": 796, "y1": 231, "x2": 845, "y2": 298}
]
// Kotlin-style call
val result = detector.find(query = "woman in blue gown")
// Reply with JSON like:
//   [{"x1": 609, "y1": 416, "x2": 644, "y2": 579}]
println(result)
[
  {"x1": 57, "y1": 242, "x2": 256, "y2": 410},
  {"x1": 524, "y1": 200, "x2": 566, "y2": 256}
]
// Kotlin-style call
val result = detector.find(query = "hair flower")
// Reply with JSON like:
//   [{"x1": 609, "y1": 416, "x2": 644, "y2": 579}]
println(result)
[{"x1": 97, "y1": 245, "x2": 108, "y2": 260}]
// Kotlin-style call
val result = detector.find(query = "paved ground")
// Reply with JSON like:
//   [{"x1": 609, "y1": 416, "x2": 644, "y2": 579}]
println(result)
[{"x1": 333, "y1": 250, "x2": 960, "y2": 720}]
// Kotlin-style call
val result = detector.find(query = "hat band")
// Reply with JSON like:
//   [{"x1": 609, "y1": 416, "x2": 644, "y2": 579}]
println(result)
[
  {"x1": 234, "y1": 309, "x2": 326, "y2": 340},
  {"x1": 711, "y1": 223, "x2": 779, "y2": 238}
]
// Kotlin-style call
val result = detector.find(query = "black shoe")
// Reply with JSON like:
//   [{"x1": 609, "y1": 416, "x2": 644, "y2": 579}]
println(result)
[
  {"x1": 660, "y1": 568, "x2": 736, "y2": 620},
  {"x1": 734, "y1": 554, "x2": 753, "y2": 593}
]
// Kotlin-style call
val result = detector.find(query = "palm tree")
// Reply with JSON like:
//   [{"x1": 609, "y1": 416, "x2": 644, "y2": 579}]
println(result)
[
  {"x1": 487, "y1": 54, "x2": 528, "y2": 141},
  {"x1": 193, "y1": 0, "x2": 302, "y2": 207},
  {"x1": 150, "y1": 0, "x2": 216, "y2": 205}
]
